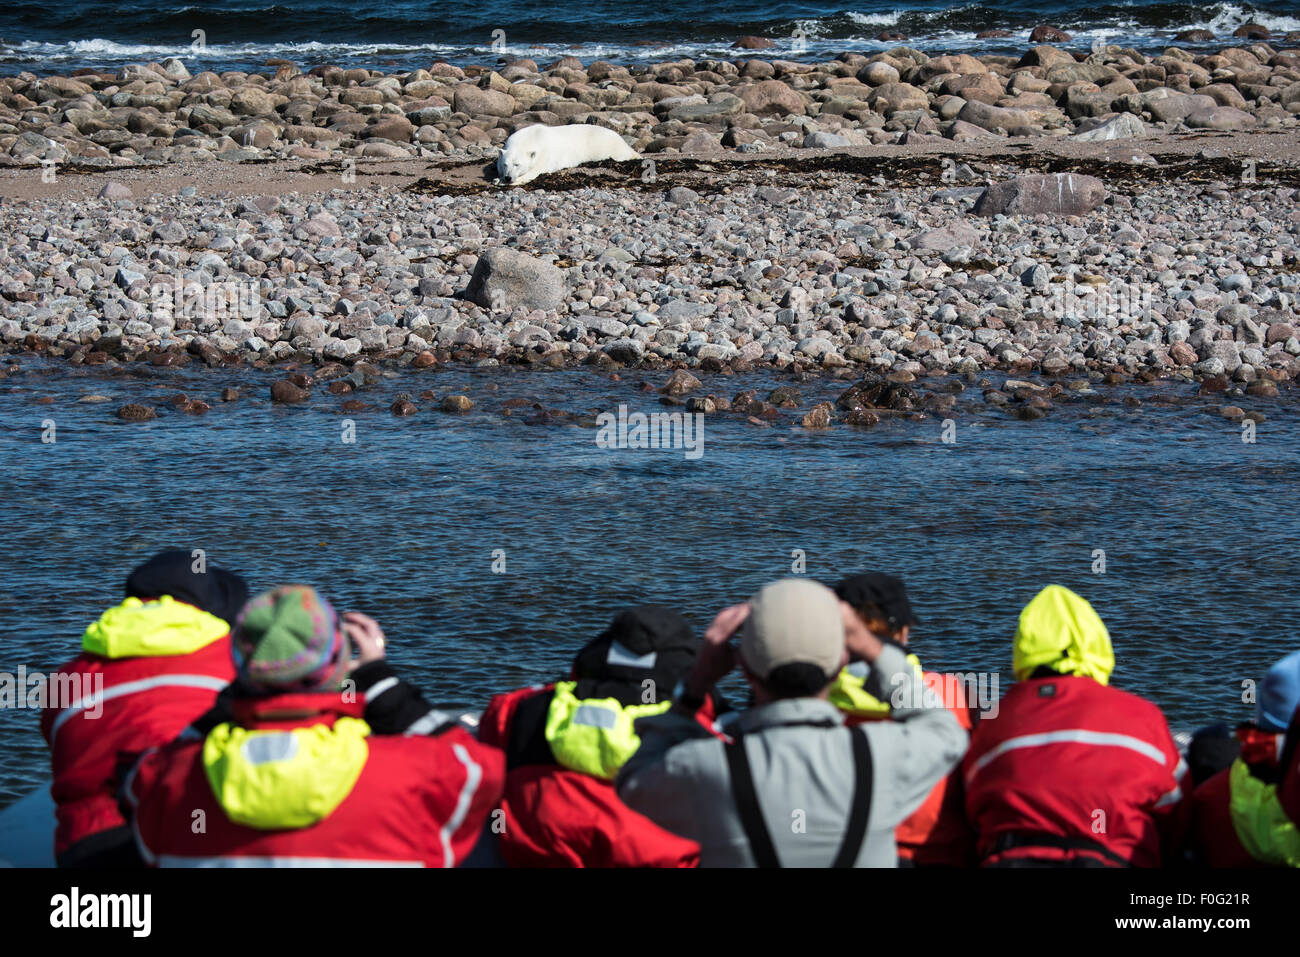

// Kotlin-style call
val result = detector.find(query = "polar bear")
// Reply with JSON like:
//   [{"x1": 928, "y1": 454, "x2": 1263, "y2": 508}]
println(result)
[{"x1": 496, "y1": 123, "x2": 639, "y2": 186}]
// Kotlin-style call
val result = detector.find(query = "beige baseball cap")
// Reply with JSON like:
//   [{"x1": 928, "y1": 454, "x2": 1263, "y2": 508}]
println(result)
[{"x1": 739, "y1": 578, "x2": 845, "y2": 681}]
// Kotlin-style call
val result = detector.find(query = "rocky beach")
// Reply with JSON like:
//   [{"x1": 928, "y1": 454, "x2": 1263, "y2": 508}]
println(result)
[{"x1": 1, "y1": 36, "x2": 1299, "y2": 425}]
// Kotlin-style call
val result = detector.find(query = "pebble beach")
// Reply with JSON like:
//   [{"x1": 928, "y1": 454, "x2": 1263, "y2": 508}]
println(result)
[{"x1": 1, "y1": 36, "x2": 1299, "y2": 421}]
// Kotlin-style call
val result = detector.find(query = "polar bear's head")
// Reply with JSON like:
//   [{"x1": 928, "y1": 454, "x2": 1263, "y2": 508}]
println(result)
[{"x1": 496, "y1": 145, "x2": 538, "y2": 186}]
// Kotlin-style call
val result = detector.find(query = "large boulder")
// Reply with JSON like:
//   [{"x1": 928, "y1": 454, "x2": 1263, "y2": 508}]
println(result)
[
  {"x1": 867, "y1": 82, "x2": 928, "y2": 115},
  {"x1": 452, "y1": 85, "x2": 517, "y2": 117},
  {"x1": 738, "y1": 79, "x2": 806, "y2": 116},
  {"x1": 1071, "y1": 113, "x2": 1146, "y2": 141},
  {"x1": 956, "y1": 99, "x2": 1031, "y2": 132},
  {"x1": 909, "y1": 221, "x2": 980, "y2": 251},
  {"x1": 1184, "y1": 105, "x2": 1256, "y2": 130},
  {"x1": 973, "y1": 173, "x2": 1107, "y2": 217},
  {"x1": 465, "y1": 249, "x2": 566, "y2": 312},
  {"x1": 1146, "y1": 92, "x2": 1216, "y2": 123}
]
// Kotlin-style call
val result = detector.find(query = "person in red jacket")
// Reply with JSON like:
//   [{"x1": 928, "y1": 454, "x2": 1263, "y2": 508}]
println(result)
[
  {"x1": 830, "y1": 573, "x2": 976, "y2": 867},
  {"x1": 40, "y1": 549, "x2": 248, "y2": 868},
  {"x1": 123, "y1": 585, "x2": 504, "y2": 868},
  {"x1": 477, "y1": 605, "x2": 723, "y2": 867},
  {"x1": 1184, "y1": 650, "x2": 1300, "y2": 867},
  {"x1": 963, "y1": 584, "x2": 1187, "y2": 867}
]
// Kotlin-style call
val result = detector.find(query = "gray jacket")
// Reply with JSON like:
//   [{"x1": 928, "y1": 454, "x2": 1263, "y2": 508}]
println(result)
[{"x1": 615, "y1": 645, "x2": 968, "y2": 867}]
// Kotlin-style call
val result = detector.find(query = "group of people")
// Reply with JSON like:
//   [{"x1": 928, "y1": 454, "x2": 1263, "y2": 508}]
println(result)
[{"x1": 36, "y1": 549, "x2": 1300, "y2": 868}]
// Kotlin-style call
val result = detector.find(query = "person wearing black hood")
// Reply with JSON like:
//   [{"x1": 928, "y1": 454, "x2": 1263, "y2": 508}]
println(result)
[
  {"x1": 40, "y1": 550, "x2": 249, "y2": 868},
  {"x1": 829, "y1": 572, "x2": 977, "y2": 867},
  {"x1": 476, "y1": 605, "x2": 726, "y2": 867}
]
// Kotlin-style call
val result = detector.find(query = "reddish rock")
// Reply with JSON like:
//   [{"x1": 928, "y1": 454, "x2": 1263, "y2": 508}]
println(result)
[
  {"x1": 391, "y1": 399, "x2": 418, "y2": 416},
  {"x1": 767, "y1": 386, "x2": 802, "y2": 408},
  {"x1": 845, "y1": 407, "x2": 881, "y2": 427},
  {"x1": 660, "y1": 369, "x2": 702, "y2": 396},
  {"x1": 411, "y1": 350, "x2": 438, "y2": 369},
  {"x1": 1029, "y1": 25, "x2": 1072, "y2": 42},
  {"x1": 973, "y1": 172, "x2": 1107, "y2": 217},
  {"x1": 116, "y1": 404, "x2": 156, "y2": 421},
  {"x1": 801, "y1": 402, "x2": 834, "y2": 428},
  {"x1": 220, "y1": 387, "x2": 239, "y2": 401},
  {"x1": 150, "y1": 350, "x2": 189, "y2": 367},
  {"x1": 1169, "y1": 341, "x2": 1198, "y2": 366},
  {"x1": 440, "y1": 394, "x2": 474, "y2": 413},
  {"x1": 271, "y1": 379, "x2": 310, "y2": 403},
  {"x1": 1232, "y1": 23, "x2": 1270, "y2": 39},
  {"x1": 731, "y1": 36, "x2": 775, "y2": 50}
]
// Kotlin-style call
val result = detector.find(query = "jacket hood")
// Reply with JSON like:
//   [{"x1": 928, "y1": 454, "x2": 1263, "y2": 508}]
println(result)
[
  {"x1": 571, "y1": 605, "x2": 698, "y2": 707},
  {"x1": 125, "y1": 550, "x2": 249, "y2": 627},
  {"x1": 1012, "y1": 585, "x2": 1114, "y2": 685},
  {"x1": 82, "y1": 596, "x2": 230, "y2": 659},
  {"x1": 203, "y1": 716, "x2": 370, "y2": 830}
]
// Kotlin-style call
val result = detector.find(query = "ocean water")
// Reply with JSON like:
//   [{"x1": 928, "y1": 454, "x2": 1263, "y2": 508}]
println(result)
[
  {"x1": 0, "y1": 361, "x2": 1297, "y2": 807},
  {"x1": 1, "y1": 1, "x2": 1298, "y2": 75}
]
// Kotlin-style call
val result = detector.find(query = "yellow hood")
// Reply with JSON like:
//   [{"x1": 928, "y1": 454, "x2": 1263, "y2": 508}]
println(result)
[
  {"x1": 204, "y1": 718, "x2": 371, "y2": 830},
  {"x1": 829, "y1": 653, "x2": 924, "y2": 718},
  {"x1": 544, "y1": 681, "x2": 671, "y2": 781},
  {"x1": 82, "y1": 595, "x2": 230, "y2": 659},
  {"x1": 1012, "y1": 585, "x2": 1114, "y2": 685}
]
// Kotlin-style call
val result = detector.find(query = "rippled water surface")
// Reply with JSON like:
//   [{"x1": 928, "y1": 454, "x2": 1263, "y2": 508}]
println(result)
[{"x1": 1, "y1": 359, "x2": 1298, "y2": 807}]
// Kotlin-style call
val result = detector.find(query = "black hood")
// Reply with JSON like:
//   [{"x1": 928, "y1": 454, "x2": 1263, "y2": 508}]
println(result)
[
  {"x1": 571, "y1": 605, "x2": 698, "y2": 707},
  {"x1": 124, "y1": 550, "x2": 250, "y2": 627}
]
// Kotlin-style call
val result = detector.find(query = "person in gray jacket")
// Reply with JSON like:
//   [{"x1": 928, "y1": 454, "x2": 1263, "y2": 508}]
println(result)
[{"x1": 615, "y1": 578, "x2": 968, "y2": 867}]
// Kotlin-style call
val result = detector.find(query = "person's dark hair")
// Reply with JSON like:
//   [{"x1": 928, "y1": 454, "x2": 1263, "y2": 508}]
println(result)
[
  {"x1": 762, "y1": 662, "x2": 835, "y2": 700},
  {"x1": 846, "y1": 601, "x2": 900, "y2": 640}
]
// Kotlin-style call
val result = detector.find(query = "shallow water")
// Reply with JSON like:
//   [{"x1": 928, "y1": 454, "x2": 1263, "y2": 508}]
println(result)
[{"x1": 0, "y1": 359, "x2": 1297, "y2": 807}]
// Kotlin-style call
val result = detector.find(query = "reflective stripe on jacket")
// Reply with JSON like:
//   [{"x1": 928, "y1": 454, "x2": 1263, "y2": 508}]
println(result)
[
  {"x1": 124, "y1": 694, "x2": 505, "y2": 867},
  {"x1": 963, "y1": 675, "x2": 1185, "y2": 868},
  {"x1": 40, "y1": 597, "x2": 235, "y2": 857}
]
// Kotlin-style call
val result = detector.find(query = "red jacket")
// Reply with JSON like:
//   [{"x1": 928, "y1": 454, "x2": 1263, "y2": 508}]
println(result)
[
  {"x1": 1184, "y1": 767, "x2": 1262, "y2": 868},
  {"x1": 844, "y1": 671, "x2": 975, "y2": 867},
  {"x1": 124, "y1": 693, "x2": 505, "y2": 867},
  {"x1": 963, "y1": 675, "x2": 1187, "y2": 867},
  {"x1": 40, "y1": 600, "x2": 235, "y2": 858},
  {"x1": 478, "y1": 684, "x2": 706, "y2": 868}
]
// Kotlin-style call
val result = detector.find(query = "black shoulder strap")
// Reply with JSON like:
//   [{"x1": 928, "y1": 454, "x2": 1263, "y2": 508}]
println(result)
[
  {"x1": 832, "y1": 726, "x2": 874, "y2": 868},
  {"x1": 725, "y1": 724, "x2": 875, "y2": 868},
  {"x1": 725, "y1": 737, "x2": 782, "y2": 868}
]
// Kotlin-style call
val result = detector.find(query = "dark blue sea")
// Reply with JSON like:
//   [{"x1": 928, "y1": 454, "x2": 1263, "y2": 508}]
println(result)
[
  {"x1": 1, "y1": 361, "x2": 1298, "y2": 804},
  {"x1": 1, "y1": 1, "x2": 1298, "y2": 75}
]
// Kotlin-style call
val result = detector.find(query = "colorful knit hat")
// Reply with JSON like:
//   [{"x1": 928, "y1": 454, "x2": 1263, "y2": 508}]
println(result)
[{"x1": 231, "y1": 586, "x2": 349, "y2": 692}]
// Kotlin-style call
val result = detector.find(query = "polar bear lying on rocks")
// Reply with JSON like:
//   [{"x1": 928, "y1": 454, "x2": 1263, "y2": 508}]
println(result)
[{"x1": 496, "y1": 124, "x2": 640, "y2": 186}]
